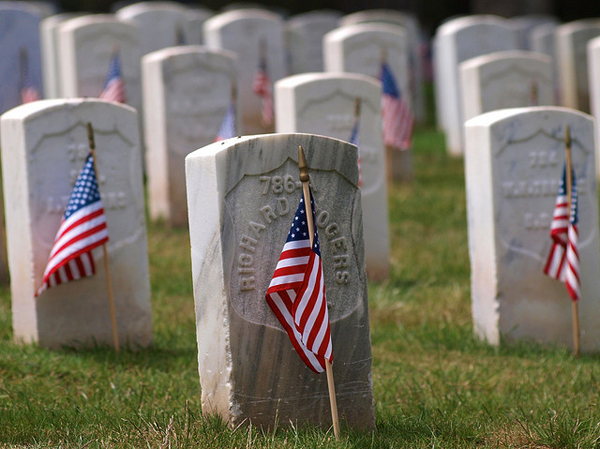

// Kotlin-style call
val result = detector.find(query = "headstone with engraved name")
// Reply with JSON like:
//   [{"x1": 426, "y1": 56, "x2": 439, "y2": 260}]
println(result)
[
  {"x1": 275, "y1": 73, "x2": 389, "y2": 280},
  {"x1": 0, "y1": 3, "x2": 43, "y2": 114},
  {"x1": 464, "y1": 106, "x2": 600, "y2": 350},
  {"x1": 203, "y1": 9, "x2": 286, "y2": 135},
  {"x1": 142, "y1": 46, "x2": 238, "y2": 226},
  {"x1": 57, "y1": 15, "x2": 142, "y2": 115},
  {"x1": 434, "y1": 15, "x2": 519, "y2": 156},
  {"x1": 286, "y1": 10, "x2": 341, "y2": 74},
  {"x1": 0, "y1": 98, "x2": 153, "y2": 349},
  {"x1": 460, "y1": 50, "x2": 554, "y2": 123},
  {"x1": 115, "y1": 1, "x2": 190, "y2": 55},
  {"x1": 555, "y1": 19, "x2": 600, "y2": 113},
  {"x1": 185, "y1": 133, "x2": 375, "y2": 429}
]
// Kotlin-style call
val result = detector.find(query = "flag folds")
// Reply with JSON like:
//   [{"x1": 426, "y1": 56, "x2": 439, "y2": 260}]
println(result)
[
  {"x1": 252, "y1": 54, "x2": 274, "y2": 127},
  {"x1": 380, "y1": 61, "x2": 414, "y2": 151},
  {"x1": 20, "y1": 48, "x2": 40, "y2": 104},
  {"x1": 99, "y1": 51, "x2": 126, "y2": 103},
  {"x1": 265, "y1": 188, "x2": 333, "y2": 373},
  {"x1": 543, "y1": 163, "x2": 580, "y2": 301},
  {"x1": 214, "y1": 102, "x2": 236, "y2": 142},
  {"x1": 36, "y1": 154, "x2": 109, "y2": 297}
]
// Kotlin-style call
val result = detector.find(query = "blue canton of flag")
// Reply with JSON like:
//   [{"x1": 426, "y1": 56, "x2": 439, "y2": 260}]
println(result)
[
  {"x1": 99, "y1": 51, "x2": 126, "y2": 103},
  {"x1": 36, "y1": 154, "x2": 109, "y2": 297},
  {"x1": 349, "y1": 113, "x2": 362, "y2": 187},
  {"x1": 380, "y1": 61, "x2": 415, "y2": 151},
  {"x1": 266, "y1": 188, "x2": 333, "y2": 373}
]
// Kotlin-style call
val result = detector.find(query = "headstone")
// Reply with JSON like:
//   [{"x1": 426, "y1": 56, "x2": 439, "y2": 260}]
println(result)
[
  {"x1": 587, "y1": 36, "x2": 600, "y2": 179},
  {"x1": 115, "y1": 1, "x2": 190, "y2": 55},
  {"x1": 555, "y1": 19, "x2": 600, "y2": 113},
  {"x1": 529, "y1": 22, "x2": 560, "y2": 103},
  {"x1": 185, "y1": 132, "x2": 375, "y2": 429},
  {"x1": 434, "y1": 15, "x2": 519, "y2": 155},
  {"x1": 204, "y1": 9, "x2": 286, "y2": 134},
  {"x1": 286, "y1": 10, "x2": 341, "y2": 74},
  {"x1": 510, "y1": 14, "x2": 558, "y2": 50},
  {"x1": 0, "y1": 98, "x2": 153, "y2": 349},
  {"x1": 185, "y1": 7, "x2": 213, "y2": 45},
  {"x1": 0, "y1": 3, "x2": 43, "y2": 114},
  {"x1": 142, "y1": 46, "x2": 238, "y2": 227},
  {"x1": 57, "y1": 15, "x2": 142, "y2": 118},
  {"x1": 460, "y1": 50, "x2": 554, "y2": 123},
  {"x1": 339, "y1": 9, "x2": 426, "y2": 123},
  {"x1": 40, "y1": 13, "x2": 83, "y2": 99},
  {"x1": 465, "y1": 106, "x2": 600, "y2": 350},
  {"x1": 275, "y1": 73, "x2": 390, "y2": 280}
]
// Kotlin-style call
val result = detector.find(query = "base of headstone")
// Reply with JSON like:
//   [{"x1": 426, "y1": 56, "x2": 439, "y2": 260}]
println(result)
[{"x1": 386, "y1": 147, "x2": 413, "y2": 183}]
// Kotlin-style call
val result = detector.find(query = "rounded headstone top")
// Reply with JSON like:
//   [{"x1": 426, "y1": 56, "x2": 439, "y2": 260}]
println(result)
[
  {"x1": 465, "y1": 106, "x2": 593, "y2": 128},
  {"x1": 115, "y1": 1, "x2": 188, "y2": 17},
  {"x1": 460, "y1": 49, "x2": 552, "y2": 71},
  {"x1": 324, "y1": 22, "x2": 407, "y2": 42},
  {"x1": 436, "y1": 14, "x2": 514, "y2": 37},
  {"x1": 0, "y1": 98, "x2": 137, "y2": 121},
  {"x1": 204, "y1": 8, "x2": 283, "y2": 30},
  {"x1": 340, "y1": 9, "x2": 418, "y2": 28}
]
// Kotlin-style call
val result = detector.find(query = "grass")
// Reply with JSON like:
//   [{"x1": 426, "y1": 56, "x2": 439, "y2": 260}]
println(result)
[{"x1": 1, "y1": 125, "x2": 600, "y2": 448}]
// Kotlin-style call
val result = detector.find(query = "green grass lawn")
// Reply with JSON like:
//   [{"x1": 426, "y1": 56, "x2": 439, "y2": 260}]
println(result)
[{"x1": 1, "y1": 127, "x2": 600, "y2": 448}]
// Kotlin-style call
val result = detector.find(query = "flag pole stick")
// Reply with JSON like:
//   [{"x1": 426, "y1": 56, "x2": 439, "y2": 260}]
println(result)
[
  {"x1": 87, "y1": 122, "x2": 120, "y2": 354},
  {"x1": 298, "y1": 145, "x2": 340, "y2": 440},
  {"x1": 565, "y1": 124, "x2": 580, "y2": 357}
]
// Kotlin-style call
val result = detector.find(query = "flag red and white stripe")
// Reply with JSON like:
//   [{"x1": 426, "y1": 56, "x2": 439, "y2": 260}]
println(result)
[
  {"x1": 252, "y1": 55, "x2": 274, "y2": 127},
  {"x1": 380, "y1": 61, "x2": 415, "y2": 151},
  {"x1": 266, "y1": 189, "x2": 332, "y2": 373},
  {"x1": 99, "y1": 51, "x2": 126, "y2": 103},
  {"x1": 36, "y1": 154, "x2": 109, "y2": 297}
]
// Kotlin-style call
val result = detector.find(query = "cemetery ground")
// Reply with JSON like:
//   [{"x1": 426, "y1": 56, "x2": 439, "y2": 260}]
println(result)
[{"x1": 1, "y1": 128, "x2": 600, "y2": 448}]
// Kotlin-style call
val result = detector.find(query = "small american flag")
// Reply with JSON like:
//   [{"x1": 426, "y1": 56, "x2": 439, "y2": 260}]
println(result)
[
  {"x1": 265, "y1": 188, "x2": 333, "y2": 373},
  {"x1": 349, "y1": 111, "x2": 362, "y2": 187},
  {"x1": 380, "y1": 61, "x2": 414, "y2": 151},
  {"x1": 214, "y1": 102, "x2": 236, "y2": 142},
  {"x1": 252, "y1": 52, "x2": 274, "y2": 127},
  {"x1": 36, "y1": 154, "x2": 109, "y2": 297},
  {"x1": 99, "y1": 51, "x2": 126, "y2": 103},
  {"x1": 20, "y1": 48, "x2": 40, "y2": 104},
  {"x1": 543, "y1": 163, "x2": 580, "y2": 301}
]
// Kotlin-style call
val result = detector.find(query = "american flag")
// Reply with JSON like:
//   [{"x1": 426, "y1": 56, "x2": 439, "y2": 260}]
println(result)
[
  {"x1": 349, "y1": 111, "x2": 362, "y2": 187},
  {"x1": 36, "y1": 154, "x2": 109, "y2": 297},
  {"x1": 20, "y1": 48, "x2": 40, "y2": 104},
  {"x1": 380, "y1": 61, "x2": 414, "y2": 151},
  {"x1": 214, "y1": 102, "x2": 236, "y2": 142},
  {"x1": 265, "y1": 188, "x2": 333, "y2": 373},
  {"x1": 99, "y1": 51, "x2": 126, "y2": 103},
  {"x1": 543, "y1": 163, "x2": 580, "y2": 301},
  {"x1": 252, "y1": 52, "x2": 274, "y2": 127}
]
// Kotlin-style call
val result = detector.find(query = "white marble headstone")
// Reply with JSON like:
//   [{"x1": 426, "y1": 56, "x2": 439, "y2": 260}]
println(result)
[
  {"x1": 57, "y1": 15, "x2": 142, "y2": 116},
  {"x1": 465, "y1": 107, "x2": 600, "y2": 350},
  {"x1": 115, "y1": 1, "x2": 190, "y2": 54},
  {"x1": 0, "y1": 99, "x2": 153, "y2": 349},
  {"x1": 185, "y1": 132, "x2": 375, "y2": 429},
  {"x1": 510, "y1": 14, "x2": 558, "y2": 50},
  {"x1": 142, "y1": 46, "x2": 238, "y2": 227},
  {"x1": 275, "y1": 73, "x2": 389, "y2": 280},
  {"x1": 555, "y1": 19, "x2": 600, "y2": 113},
  {"x1": 203, "y1": 9, "x2": 287, "y2": 134},
  {"x1": 587, "y1": 36, "x2": 600, "y2": 179},
  {"x1": 286, "y1": 10, "x2": 341, "y2": 74},
  {"x1": 434, "y1": 15, "x2": 519, "y2": 155},
  {"x1": 185, "y1": 7, "x2": 213, "y2": 45},
  {"x1": 460, "y1": 50, "x2": 554, "y2": 123},
  {"x1": 0, "y1": 4, "x2": 43, "y2": 114}
]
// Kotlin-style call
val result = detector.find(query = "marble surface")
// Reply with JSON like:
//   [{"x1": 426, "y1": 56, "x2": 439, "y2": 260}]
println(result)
[
  {"x1": 142, "y1": 46, "x2": 238, "y2": 226},
  {"x1": 275, "y1": 73, "x2": 389, "y2": 280},
  {"x1": 186, "y1": 133, "x2": 374, "y2": 429},
  {"x1": 0, "y1": 98, "x2": 153, "y2": 349},
  {"x1": 587, "y1": 36, "x2": 600, "y2": 179},
  {"x1": 465, "y1": 106, "x2": 600, "y2": 350}
]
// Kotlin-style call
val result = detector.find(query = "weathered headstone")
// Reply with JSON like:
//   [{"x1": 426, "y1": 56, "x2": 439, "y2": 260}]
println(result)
[
  {"x1": 40, "y1": 13, "x2": 83, "y2": 99},
  {"x1": 434, "y1": 15, "x2": 519, "y2": 155},
  {"x1": 204, "y1": 9, "x2": 286, "y2": 134},
  {"x1": 587, "y1": 36, "x2": 600, "y2": 179},
  {"x1": 555, "y1": 19, "x2": 600, "y2": 113},
  {"x1": 185, "y1": 133, "x2": 375, "y2": 429},
  {"x1": 339, "y1": 9, "x2": 425, "y2": 123},
  {"x1": 460, "y1": 50, "x2": 554, "y2": 123},
  {"x1": 142, "y1": 46, "x2": 238, "y2": 226},
  {"x1": 465, "y1": 106, "x2": 600, "y2": 350},
  {"x1": 286, "y1": 10, "x2": 341, "y2": 75},
  {"x1": 510, "y1": 14, "x2": 558, "y2": 50},
  {"x1": 275, "y1": 73, "x2": 390, "y2": 280},
  {"x1": 0, "y1": 3, "x2": 43, "y2": 114},
  {"x1": 57, "y1": 15, "x2": 142, "y2": 117},
  {"x1": 0, "y1": 98, "x2": 153, "y2": 349},
  {"x1": 115, "y1": 1, "x2": 189, "y2": 55}
]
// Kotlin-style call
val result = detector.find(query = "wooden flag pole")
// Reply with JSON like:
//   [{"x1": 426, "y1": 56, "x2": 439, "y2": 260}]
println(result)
[
  {"x1": 298, "y1": 145, "x2": 340, "y2": 440},
  {"x1": 87, "y1": 122, "x2": 120, "y2": 354},
  {"x1": 565, "y1": 124, "x2": 580, "y2": 357}
]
